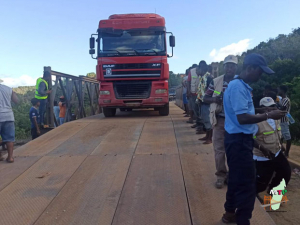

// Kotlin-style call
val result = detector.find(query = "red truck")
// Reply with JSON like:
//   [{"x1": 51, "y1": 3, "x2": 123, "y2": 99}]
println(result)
[{"x1": 89, "y1": 13, "x2": 175, "y2": 117}]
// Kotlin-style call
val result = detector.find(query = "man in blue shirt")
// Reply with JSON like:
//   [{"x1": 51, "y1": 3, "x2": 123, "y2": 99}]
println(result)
[
  {"x1": 222, "y1": 54, "x2": 286, "y2": 225},
  {"x1": 29, "y1": 98, "x2": 41, "y2": 140}
]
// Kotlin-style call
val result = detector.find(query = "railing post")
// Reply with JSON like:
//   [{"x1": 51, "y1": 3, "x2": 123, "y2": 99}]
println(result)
[{"x1": 44, "y1": 66, "x2": 54, "y2": 127}]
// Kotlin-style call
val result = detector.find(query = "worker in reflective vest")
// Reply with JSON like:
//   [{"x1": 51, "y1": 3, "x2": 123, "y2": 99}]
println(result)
[
  {"x1": 253, "y1": 97, "x2": 291, "y2": 195},
  {"x1": 35, "y1": 71, "x2": 52, "y2": 125}
]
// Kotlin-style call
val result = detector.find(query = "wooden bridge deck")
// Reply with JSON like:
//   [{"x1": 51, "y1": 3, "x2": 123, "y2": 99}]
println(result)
[{"x1": 0, "y1": 103, "x2": 276, "y2": 225}]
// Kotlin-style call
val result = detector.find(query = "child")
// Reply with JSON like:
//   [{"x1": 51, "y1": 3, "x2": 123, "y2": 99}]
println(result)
[
  {"x1": 59, "y1": 96, "x2": 66, "y2": 125},
  {"x1": 29, "y1": 98, "x2": 41, "y2": 140}
]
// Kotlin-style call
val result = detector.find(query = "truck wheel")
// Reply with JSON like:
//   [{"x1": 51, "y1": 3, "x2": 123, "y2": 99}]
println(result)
[
  {"x1": 159, "y1": 103, "x2": 169, "y2": 116},
  {"x1": 103, "y1": 108, "x2": 116, "y2": 117}
]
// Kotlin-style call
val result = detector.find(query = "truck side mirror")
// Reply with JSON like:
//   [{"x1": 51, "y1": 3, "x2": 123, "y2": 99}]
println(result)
[
  {"x1": 89, "y1": 49, "x2": 95, "y2": 54},
  {"x1": 169, "y1": 35, "x2": 175, "y2": 47},
  {"x1": 90, "y1": 37, "x2": 95, "y2": 49}
]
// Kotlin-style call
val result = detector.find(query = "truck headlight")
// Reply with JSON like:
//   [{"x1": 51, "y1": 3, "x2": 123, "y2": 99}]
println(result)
[
  {"x1": 100, "y1": 91, "x2": 110, "y2": 95},
  {"x1": 155, "y1": 89, "x2": 167, "y2": 94}
]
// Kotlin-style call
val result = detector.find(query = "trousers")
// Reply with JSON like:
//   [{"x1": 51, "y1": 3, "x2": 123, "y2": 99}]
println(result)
[
  {"x1": 224, "y1": 132, "x2": 256, "y2": 225},
  {"x1": 212, "y1": 117, "x2": 227, "y2": 179},
  {"x1": 255, "y1": 151, "x2": 291, "y2": 194},
  {"x1": 39, "y1": 99, "x2": 47, "y2": 125}
]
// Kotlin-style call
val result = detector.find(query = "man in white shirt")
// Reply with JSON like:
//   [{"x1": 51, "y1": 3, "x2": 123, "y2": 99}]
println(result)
[{"x1": 0, "y1": 84, "x2": 19, "y2": 163}]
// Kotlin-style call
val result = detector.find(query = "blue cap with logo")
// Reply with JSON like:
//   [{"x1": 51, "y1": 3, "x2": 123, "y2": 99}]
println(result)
[{"x1": 244, "y1": 53, "x2": 275, "y2": 75}]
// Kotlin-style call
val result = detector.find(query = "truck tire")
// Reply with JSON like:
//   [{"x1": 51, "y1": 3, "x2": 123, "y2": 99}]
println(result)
[
  {"x1": 103, "y1": 108, "x2": 116, "y2": 117},
  {"x1": 159, "y1": 103, "x2": 169, "y2": 116}
]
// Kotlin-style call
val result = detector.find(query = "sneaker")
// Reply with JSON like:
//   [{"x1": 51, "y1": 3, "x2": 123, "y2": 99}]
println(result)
[
  {"x1": 222, "y1": 212, "x2": 236, "y2": 224},
  {"x1": 215, "y1": 179, "x2": 224, "y2": 189}
]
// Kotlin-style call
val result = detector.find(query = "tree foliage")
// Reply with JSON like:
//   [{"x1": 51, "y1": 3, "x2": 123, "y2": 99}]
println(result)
[{"x1": 169, "y1": 71, "x2": 182, "y2": 88}]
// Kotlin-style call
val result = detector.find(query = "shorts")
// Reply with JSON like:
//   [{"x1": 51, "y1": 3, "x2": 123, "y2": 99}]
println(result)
[
  {"x1": 188, "y1": 95, "x2": 197, "y2": 111},
  {"x1": 280, "y1": 122, "x2": 291, "y2": 141},
  {"x1": 201, "y1": 104, "x2": 212, "y2": 130},
  {"x1": 0, "y1": 121, "x2": 15, "y2": 142},
  {"x1": 183, "y1": 93, "x2": 188, "y2": 104}
]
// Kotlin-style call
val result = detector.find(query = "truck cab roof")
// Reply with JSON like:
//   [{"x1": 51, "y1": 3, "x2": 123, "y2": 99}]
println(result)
[
  {"x1": 108, "y1": 13, "x2": 163, "y2": 19},
  {"x1": 99, "y1": 13, "x2": 165, "y2": 30}
]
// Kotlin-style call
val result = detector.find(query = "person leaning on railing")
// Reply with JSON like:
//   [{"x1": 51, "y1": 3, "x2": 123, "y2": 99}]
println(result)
[{"x1": 35, "y1": 71, "x2": 52, "y2": 126}]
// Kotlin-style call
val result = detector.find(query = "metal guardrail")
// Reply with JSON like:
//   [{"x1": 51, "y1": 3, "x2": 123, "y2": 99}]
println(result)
[{"x1": 44, "y1": 67, "x2": 100, "y2": 127}]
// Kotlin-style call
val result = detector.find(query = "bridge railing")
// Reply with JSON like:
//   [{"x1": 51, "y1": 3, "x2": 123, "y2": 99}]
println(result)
[{"x1": 44, "y1": 67, "x2": 100, "y2": 128}]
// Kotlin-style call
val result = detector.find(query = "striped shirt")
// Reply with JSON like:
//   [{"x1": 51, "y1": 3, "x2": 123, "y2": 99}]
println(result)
[
  {"x1": 280, "y1": 97, "x2": 291, "y2": 123},
  {"x1": 205, "y1": 79, "x2": 229, "y2": 116}
]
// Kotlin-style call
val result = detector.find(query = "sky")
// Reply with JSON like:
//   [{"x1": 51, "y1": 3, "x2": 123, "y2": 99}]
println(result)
[{"x1": 1, "y1": 0, "x2": 300, "y2": 87}]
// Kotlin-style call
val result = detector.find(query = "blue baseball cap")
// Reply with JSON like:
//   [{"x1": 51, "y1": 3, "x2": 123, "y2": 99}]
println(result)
[{"x1": 243, "y1": 53, "x2": 275, "y2": 75}]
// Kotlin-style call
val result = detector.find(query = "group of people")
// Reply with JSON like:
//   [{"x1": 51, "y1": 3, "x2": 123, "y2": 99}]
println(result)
[
  {"x1": 0, "y1": 71, "x2": 67, "y2": 163},
  {"x1": 30, "y1": 71, "x2": 66, "y2": 139},
  {"x1": 182, "y1": 53, "x2": 292, "y2": 225}
]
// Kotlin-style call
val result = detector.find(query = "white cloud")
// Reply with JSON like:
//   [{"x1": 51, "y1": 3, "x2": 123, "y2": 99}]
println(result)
[
  {"x1": 209, "y1": 49, "x2": 216, "y2": 57},
  {"x1": 1, "y1": 75, "x2": 38, "y2": 88},
  {"x1": 209, "y1": 39, "x2": 251, "y2": 61}
]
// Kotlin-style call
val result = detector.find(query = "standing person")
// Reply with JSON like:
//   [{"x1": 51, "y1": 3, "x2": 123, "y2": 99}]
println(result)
[
  {"x1": 0, "y1": 84, "x2": 19, "y2": 163},
  {"x1": 253, "y1": 97, "x2": 291, "y2": 195},
  {"x1": 197, "y1": 61, "x2": 213, "y2": 141},
  {"x1": 187, "y1": 65, "x2": 201, "y2": 126},
  {"x1": 29, "y1": 98, "x2": 41, "y2": 140},
  {"x1": 203, "y1": 55, "x2": 238, "y2": 188},
  {"x1": 278, "y1": 85, "x2": 292, "y2": 157},
  {"x1": 221, "y1": 53, "x2": 286, "y2": 225},
  {"x1": 59, "y1": 96, "x2": 67, "y2": 125},
  {"x1": 35, "y1": 71, "x2": 52, "y2": 126},
  {"x1": 53, "y1": 100, "x2": 60, "y2": 126},
  {"x1": 182, "y1": 69, "x2": 189, "y2": 117}
]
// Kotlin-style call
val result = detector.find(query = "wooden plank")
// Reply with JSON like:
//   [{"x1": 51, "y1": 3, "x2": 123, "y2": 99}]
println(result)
[
  {"x1": 112, "y1": 154, "x2": 191, "y2": 225},
  {"x1": 0, "y1": 155, "x2": 86, "y2": 225},
  {"x1": 0, "y1": 156, "x2": 41, "y2": 191},
  {"x1": 14, "y1": 122, "x2": 89, "y2": 156},
  {"x1": 92, "y1": 122, "x2": 143, "y2": 156},
  {"x1": 35, "y1": 155, "x2": 132, "y2": 225},
  {"x1": 47, "y1": 122, "x2": 115, "y2": 156},
  {"x1": 135, "y1": 120, "x2": 178, "y2": 155}
]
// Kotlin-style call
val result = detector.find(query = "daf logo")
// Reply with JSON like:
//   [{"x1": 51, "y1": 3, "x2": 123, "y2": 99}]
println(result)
[
  {"x1": 103, "y1": 65, "x2": 115, "y2": 68},
  {"x1": 106, "y1": 68, "x2": 112, "y2": 75}
]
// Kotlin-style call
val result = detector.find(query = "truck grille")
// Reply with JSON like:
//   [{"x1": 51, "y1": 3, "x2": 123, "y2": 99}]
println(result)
[{"x1": 113, "y1": 81, "x2": 151, "y2": 99}]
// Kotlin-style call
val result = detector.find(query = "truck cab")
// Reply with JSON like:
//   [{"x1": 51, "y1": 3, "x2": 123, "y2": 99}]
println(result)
[{"x1": 89, "y1": 13, "x2": 175, "y2": 117}]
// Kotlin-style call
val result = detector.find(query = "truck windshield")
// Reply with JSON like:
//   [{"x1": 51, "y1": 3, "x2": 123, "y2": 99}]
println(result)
[{"x1": 98, "y1": 30, "x2": 166, "y2": 57}]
